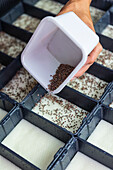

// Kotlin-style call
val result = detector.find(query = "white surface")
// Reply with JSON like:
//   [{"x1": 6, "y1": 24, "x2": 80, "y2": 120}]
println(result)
[
  {"x1": 2, "y1": 119, "x2": 64, "y2": 170},
  {"x1": 21, "y1": 12, "x2": 99, "y2": 94},
  {"x1": 66, "y1": 152, "x2": 110, "y2": 170},
  {"x1": 0, "y1": 155, "x2": 21, "y2": 170},
  {"x1": 87, "y1": 120, "x2": 113, "y2": 155},
  {"x1": 0, "y1": 108, "x2": 8, "y2": 121}
]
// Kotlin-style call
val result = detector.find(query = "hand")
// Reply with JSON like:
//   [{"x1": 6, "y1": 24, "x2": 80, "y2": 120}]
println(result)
[{"x1": 57, "y1": 0, "x2": 103, "y2": 78}]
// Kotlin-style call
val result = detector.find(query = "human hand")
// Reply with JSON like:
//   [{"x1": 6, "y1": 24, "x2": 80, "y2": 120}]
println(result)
[{"x1": 57, "y1": 0, "x2": 103, "y2": 78}]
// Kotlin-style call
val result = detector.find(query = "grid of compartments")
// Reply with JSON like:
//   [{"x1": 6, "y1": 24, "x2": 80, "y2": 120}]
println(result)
[
  {"x1": 0, "y1": 0, "x2": 113, "y2": 169},
  {"x1": 76, "y1": 104, "x2": 113, "y2": 170}
]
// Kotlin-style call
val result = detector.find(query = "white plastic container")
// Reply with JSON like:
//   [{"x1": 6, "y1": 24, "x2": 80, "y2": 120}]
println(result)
[{"x1": 21, "y1": 12, "x2": 99, "y2": 94}]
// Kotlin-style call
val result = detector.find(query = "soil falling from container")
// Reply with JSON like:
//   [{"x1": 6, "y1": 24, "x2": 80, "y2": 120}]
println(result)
[{"x1": 48, "y1": 64, "x2": 74, "y2": 91}]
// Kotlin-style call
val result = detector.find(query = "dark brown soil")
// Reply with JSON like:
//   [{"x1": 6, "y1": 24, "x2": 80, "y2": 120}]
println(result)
[{"x1": 48, "y1": 64, "x2": 74, "y2": 91}]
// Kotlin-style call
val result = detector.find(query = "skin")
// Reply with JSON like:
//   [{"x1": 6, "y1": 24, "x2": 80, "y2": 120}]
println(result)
[{"x1": 57, "y1": 0, "x2": 103, "y2": 78}]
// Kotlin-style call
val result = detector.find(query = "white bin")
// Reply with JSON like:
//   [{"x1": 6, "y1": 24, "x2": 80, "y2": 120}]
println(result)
[{"x1": 21, "y1": 12, "x2": 99, "y2": 94}]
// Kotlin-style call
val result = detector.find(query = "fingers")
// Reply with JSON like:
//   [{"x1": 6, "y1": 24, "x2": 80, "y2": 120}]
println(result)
[
  {"x1": 85, "y1": 43, "x2": 103, "y2": 65},
  {"x1": 72, "y1": 63, "x2": 92, "y2": 79},
  {"x1": 71, "y1": 43, "x2": 103, "y2": 80}
]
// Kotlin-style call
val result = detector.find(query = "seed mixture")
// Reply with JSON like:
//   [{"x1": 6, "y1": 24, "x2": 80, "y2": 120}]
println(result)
[
  {"x1": 32, "y1": 94, "x2": 88, "y2": 133},
  {"x1": 1, "y1": 68, "x2": 37, "y2": 103},
  {"x1": 0, "y1": 32, "x2": 26, "y2": 58},
  {"x1": 96, "y1": 49, "x2": 113, "y2": 69},
  {"x1": 102, "y1": 25, "x2": 113, "y2": 39},
  {"x1": 48, "y1": 64, "x2": 74, "y2": 91},
  {"x1": 0, "y1": 64, "x2": 5, "y2": 71},
  {"x1": 67, "y1": 73, "x2": 108, "y2": 100},
  {"x1": 90, "y1": 6, "x2": 105, "y2": 25},
  {"x1": 35, "y1": 0, "x2": 63, "y2": 14},
  {"x1": 13, "y1": 14, "x2": 40, "y2": 33}
]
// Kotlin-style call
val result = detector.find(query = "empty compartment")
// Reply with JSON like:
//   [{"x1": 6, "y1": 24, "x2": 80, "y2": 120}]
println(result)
[
  {"x1": 2, "y1": 119, "x2": 64, "y2": 170},
  {"x1": 34, "y1": 0, "x2": 63, "y2": 15},
  {"x1": 22, "y1": 84, "x2": 97, "y2": 133},
  {"x1": 78, "y1": 105, "x2": 113, "y2": 156},
  {"x1": 0, "y1": 106, "x2": 72, "y2": 170},
  {"x1": 0, "y1": 142, "x2": 39, "y2": 170},
  {"x1": 1, "y1": 68, "x2": 38, "y2": 103},
  {"x1": 67, "y1": 72, "x2": 108, "y2": 100},
  {"x1": 51, "y1": 138, "x2": 112, "y2": 170},
  {"x1": 0, "y1": 155, "x2": 21, "y2": 170},
  {"x1": 0, "y1": 92, "x2": 16, "y2": 121},
  {"x1": 66, "y1": 152, "x2": 110, "y2": 170}
]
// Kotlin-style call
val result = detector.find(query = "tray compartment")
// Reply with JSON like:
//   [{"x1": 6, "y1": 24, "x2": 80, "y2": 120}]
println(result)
[
  {"x1": 50, "y1": 138, "x2": 113, "y2": 170},
  {"x1": 21, "y1": 84, "x2": 97, "y2": 134},
  {"x1": 78, "y1": 104, "x2": 113, "y2": 157},
  {"x1": 0, "y1": 106, "x2": 72, "y2": 170}
]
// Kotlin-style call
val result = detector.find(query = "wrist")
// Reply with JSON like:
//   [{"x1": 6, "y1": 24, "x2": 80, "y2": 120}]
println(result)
[{"x1": 69, "y1": 0, "x2": 91, "y2": 7}]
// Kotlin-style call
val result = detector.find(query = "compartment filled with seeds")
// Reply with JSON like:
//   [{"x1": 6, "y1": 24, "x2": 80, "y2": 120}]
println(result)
[
  {"x1": 51, "y1": 138, "x2": 112, "y2": 170},
  {"x1": 1, "y1": 67, "x2": 38, "y2": 103},
  {"x1": 0, "y1": 31, "x2": 26, "y2": 58},
  {"x1": 96, "y1": 49, "x2": 113, "y2": 69},
  {"x1": 32, "y1": 93, "x2": 88, "y2": 134},
  {"x1": 90, "y1": 6, "x2": 105, "y2": 25},
  {"x1": 78, "y1": 104, "x2": 113, "y2": 157},
  {"x1": 0, "y1": 92, "x2": 16, "y2": 121},
  {"x1": 13, "y1": 14, "x2": 40, "y2": 33},
  {"x1": 67, "y1": 72, "x2": 108, "y2": 100},
  {"x1": 1, "y1": 2, "x2": 51, "y2": 33},
  {"x1": 22, "y1": 85, "x2": 97, "y2": 134},
  {"x1": 34, "y1": 0, "x2": 63, "y2": 15},
  {"x1": 0, "y1": 106, "x2": 72, "y2": 170}
]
